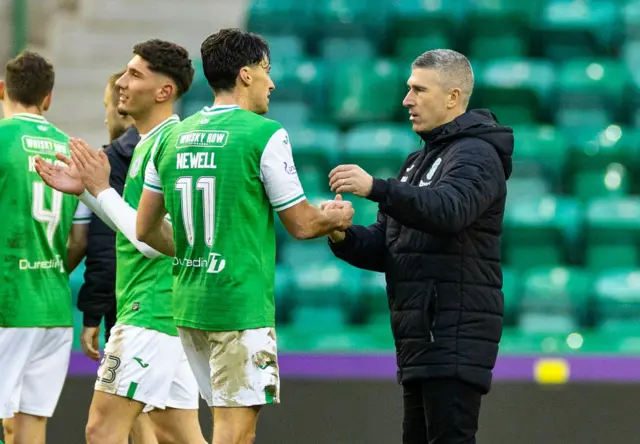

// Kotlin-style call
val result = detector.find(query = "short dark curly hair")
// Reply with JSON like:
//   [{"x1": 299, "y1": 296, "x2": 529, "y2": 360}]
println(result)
[
  {"x1": 133, "y1": 39, "x2": 194, "y2": 99},
  {"x1": 4, "y1": 51, "x2": 55, "y2": 107},
  {"x1": 200, "y1": 29, "x2": 270, "y2": 93}
]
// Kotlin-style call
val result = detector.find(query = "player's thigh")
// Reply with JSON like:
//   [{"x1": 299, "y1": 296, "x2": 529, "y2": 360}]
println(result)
[
  {"x1": 130, "y1": 413, "x2": 158, "y2": 444},
  {"x1": 94, "y1": 324, "x2": 184, "y2": 409},
  {"x1": 212, "y1": 406, "x2": 261, "y2": 444},
  {"x1": 2, "y1": 417, "x2": 15, "y2": 444},
  {"x1": 147, "y1": 352, "x2": 204, "y2": 443},
  {"x1": 86, "y1": 390, "x2": 144, "y2": 443},
  {"x1": 422, "y1": 378, "x2": 482, "y2": 444},
  {"x1": 0, "y1": 328, "x2": 39, "y2": 419}
]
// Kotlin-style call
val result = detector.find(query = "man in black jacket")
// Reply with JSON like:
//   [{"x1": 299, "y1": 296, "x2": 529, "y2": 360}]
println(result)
[
  {"x1": 77, "y1": 70, "x2": 139, "y2": 357},
  {"x1": 326, "y1": 50, "x2": 513, "y2": 444}
]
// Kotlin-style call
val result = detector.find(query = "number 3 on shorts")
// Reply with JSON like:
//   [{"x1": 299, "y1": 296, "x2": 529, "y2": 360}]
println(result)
[{"x1": 98, "y1": 353, "x2": 122, "y2": 385}]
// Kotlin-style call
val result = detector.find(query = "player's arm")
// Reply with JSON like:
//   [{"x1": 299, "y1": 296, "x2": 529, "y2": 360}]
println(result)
[
  {"x1": 66, "y1": 202, "x2": 91, "y2": 272},
  {"x1": 136, "y1": 158, "x2": 175, "y2": 257},
  {"x1": 263, "y1": 128, "x2": 353, "y2": 239}
]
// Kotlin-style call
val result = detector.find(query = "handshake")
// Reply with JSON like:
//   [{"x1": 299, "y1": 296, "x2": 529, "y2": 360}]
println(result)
[{"x1": 316, "y1": 164, "x2": 375, "y2": 243}]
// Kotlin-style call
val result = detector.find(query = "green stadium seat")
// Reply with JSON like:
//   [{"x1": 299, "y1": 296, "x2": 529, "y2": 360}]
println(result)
[
  {"x1": 511, "y1": 125, "x2": 568, "y2": 188},
  {"x1": 594, "y1": 269, "x2": 640, "y2": 333},
  {"x1": 565, "y1": 125, "x2": 639, "y2": 200},
  {"x1": 539, "y1": 0, "x2": 619, "y2": 60},
  {"x1": 289, "y1": 306, "x2": 348, "y2": 333},
  {"x1": 279, "y1": 239, "x2": 335, "y2": 267},
  {"x1": 307, "y1": 327, "x2": 385, "y2": 352},
  {"x1": 298, "y1": 166, "x2": 330, "y2": 194},
  {"x1": 266, "y1": 102, "x2": 310, "y2": 128},
  {"x1": 519, "y1": 267, "x2": 592, "y2": 334},
  {"x1": 290, "y1": 261, "x2": 363, "y2": 314},
  {"x1": 180, "y1": 99, "x2": 210, "y2": 119},
  {"x1": 247, "y1": 0, "x2": 314, "y2": 39},
  {"x1": 621, "y1": 0, "x2": 640, "y2": 40},
  {"x1": 555, "y1": 59, "x2": 629, "y2": 113},
  {"x1": 319, "y1": 37, "x2": 376, "y2": 61},
  {"x1": 503, "y1": 195, "x2": 582, "y2": 270},
  {"x1": 327, "y1": 59, "x2": 403, "y2": 125},
  {"x1": 269, "y1": 59, "x2": 327, "y2": 113},
  {"x1": 289, "y1": 124, "x2": 341, "y2": 173},
  {"x1": 470, "y1": 36, "x2": 527, "y2": 61},
  {"x1": 275, "y1": 264, "x2": 293, "y2": 323},
  {"x1": 390, "y1": 0, "x2": 465, "y2": 39},
  {"x1": 263, "y1": 35, "x2": 305, "y2": 63},
  {"x1": 506, "y1": 177, "x2": 551, "y2": 201},
  {"x1": 342, "y1": 123, "x2": 416, "y2": 172},
  {"x1": 585, "y1": 198, "x2": 640, "y2": 272},
  {"x1": 476, "y1": 59, "x2": 554, "y2": 123},
  {"x1": 555, "y1": 108, "x2": 612, "y2": 130},
  {"x1": 394, "y1": 34, "x2": 452, "y2": 65},
  {"x1": 502, "y1": 267, "x2": 520, "y2": 326},
  {"x1": 274, "y1": 326, "x2": 312, "y2": 351},
  {"x1": 352, "y1": 198, "x2": 380, "y2": 227},
  {"x1": 313, "y1": 0, "x2": 391, "y2": 44},
  {"x1": 499, "y1": 329, "x2": 585, "y2": 354}
]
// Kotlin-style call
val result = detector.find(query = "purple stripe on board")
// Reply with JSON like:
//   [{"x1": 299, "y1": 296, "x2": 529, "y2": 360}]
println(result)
[{"x1": 68, "y1": 352, "x2": 640, "y2": 381}]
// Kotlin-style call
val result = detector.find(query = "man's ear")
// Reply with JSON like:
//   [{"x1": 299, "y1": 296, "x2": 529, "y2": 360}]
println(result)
[
  {"x1": 156, "y1": 82, "x2": 175, "y2": 104},
  {"x1": 42, "y1": 91, "x2": 52, "y2": 111},
  {"x1": 0, "y1": 80, "x2": 5, "y2": 101},
  {"x1": 238, "y1": 66, "x2": 252, "y2": 87}
]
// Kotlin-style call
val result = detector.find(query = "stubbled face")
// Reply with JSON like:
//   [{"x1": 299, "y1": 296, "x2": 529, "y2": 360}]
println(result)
[
  {"x1": 246, "y1": 57, "x2": 274, "y2": 115},
  {"x1": 104, "y1": 84, "x2": 131, "y2": 141},
  {"x1": 115, "y1": 55, "x2": 166, "y2": 120},
  {"x1": 403, "y1": 67, "x2": 450, "y2": 133}
]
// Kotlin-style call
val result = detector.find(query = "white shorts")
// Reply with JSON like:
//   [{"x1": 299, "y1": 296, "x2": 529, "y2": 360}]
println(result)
[
  {"x1": 94, "y1": 324, "x2": 199, "y2": 411},
  {"x1": 0, "y1": 327, "x2": 72, "y2": 419},
  {"x1": 178, "y1": 327, "x2": 280, "y2": 408}
]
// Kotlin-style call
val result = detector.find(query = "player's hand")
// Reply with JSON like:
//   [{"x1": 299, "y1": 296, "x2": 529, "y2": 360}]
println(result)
[
  {"x1": 34, "y1": 154, "x2": 85, "y2": 195},
  {"x1": 329, "y1": 164, "x2": 374, "y2": 197},
  {"x1": 70, "y1": 138, "x2": 112, "y2": 197},
  {"x1": 80, "y1": 326, "x2": 101, "y2": 361},
  {"x1": 323, "y1": 195, "x2": 354, "y2": 232},
  {"x1": 321, "y1": 195, "x2": 350, "y2": 243}
]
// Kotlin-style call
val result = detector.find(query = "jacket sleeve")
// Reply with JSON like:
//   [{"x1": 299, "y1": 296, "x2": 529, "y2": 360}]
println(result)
[
  {"x1": 328, "y1": 211, "x2": 387, "y2": 272},
  {"x1": 76, "y1": 145, "x2": 125, "y2": 327},
  {"x1": 367, "y1": 141, "x2": 504, "y2": 234}
]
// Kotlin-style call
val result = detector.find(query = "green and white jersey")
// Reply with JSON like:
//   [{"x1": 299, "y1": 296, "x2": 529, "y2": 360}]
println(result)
[
  {"x1": 116, "y1": 115, "x2": 179, "y2": 337},
  {"x1": 0, "y1": 113, "x2": 87, "y2": 328},
  {"x1": 144, "y1": 105, "x2": 305, "y2": 331}
]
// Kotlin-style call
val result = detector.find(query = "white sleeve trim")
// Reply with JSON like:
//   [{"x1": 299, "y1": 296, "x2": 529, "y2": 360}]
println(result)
[
  {"x1": 72, "y1": 201, "x2": 92, "y2": 225},
  {"x1": 143, "y1": 144, "x2": 163, "y2": 194},
  {"x1": 78, "y1": 190, "x2": 117, "y2": 232},
  {"x1": 259, "y1": 128, "x2": 306, "y2": 212},
  {"x1": 96, "y1": 188, "x2": 163, "y2": 258}
]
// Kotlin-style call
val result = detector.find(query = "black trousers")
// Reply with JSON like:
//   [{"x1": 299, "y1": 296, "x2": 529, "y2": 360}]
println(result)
[{"x1": 402, "y1": 378, "x2": 482, "y2": 444}]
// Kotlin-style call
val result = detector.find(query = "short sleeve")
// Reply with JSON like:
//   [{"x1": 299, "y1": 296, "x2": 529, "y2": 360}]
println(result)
[
  {"x1": 143, "y1": 138, "x2": 163, "y2": 194},
  {"x1": 259, "y1": 128, "x2": 306, "y2": 212},
  {"x1": 73, "y1": 201, "x2": 93, "y2": 225}
]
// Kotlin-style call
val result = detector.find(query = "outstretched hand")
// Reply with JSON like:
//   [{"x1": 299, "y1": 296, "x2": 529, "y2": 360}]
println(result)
[
  {"x1": 70, "y1": 138, "x2": 112, "y2": 197},
  {"x1": 328, "y1": 164, "x2": 373, "y2": 197},
  {"x1": 34, "y1": 153, "x2": 85, "y2": 196}
]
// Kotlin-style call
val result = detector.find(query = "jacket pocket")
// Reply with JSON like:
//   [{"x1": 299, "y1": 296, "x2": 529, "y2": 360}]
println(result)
[{"x1": 423, "y1": 281, "x2": 438, "y2": 342}]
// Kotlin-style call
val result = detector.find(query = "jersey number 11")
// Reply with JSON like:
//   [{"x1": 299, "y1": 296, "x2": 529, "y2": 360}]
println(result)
[{"x1": 175, "y1": 176, "x2": 215, "y2": 248}]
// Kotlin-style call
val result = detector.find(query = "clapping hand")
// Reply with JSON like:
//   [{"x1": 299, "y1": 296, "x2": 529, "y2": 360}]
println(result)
[
  {"x1": 69, "y1": 138, "x2": 112, "y2": 197},
  {"x1": 34, "y1": 153, "x2": 85, "y2": 196}
]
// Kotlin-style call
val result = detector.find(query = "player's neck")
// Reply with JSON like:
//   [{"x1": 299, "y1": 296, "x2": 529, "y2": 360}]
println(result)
[
  {"x1": 134, "y1": 105, "x2": 174, "y2": 135},
  {"x1": 213, "y1": 92, "x2": 245, "y2": 110},
  {"x1": 3, "y1": 102, "x2": 44, "y2": 119}
]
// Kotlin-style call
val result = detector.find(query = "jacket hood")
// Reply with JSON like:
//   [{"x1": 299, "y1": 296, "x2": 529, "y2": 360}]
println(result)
[
  {"x1": 418, "y1": 109, "x2": 514, "y2": 179},
  {"x1": 109, "y1": 125, "x2": 140, "y2": 159}
]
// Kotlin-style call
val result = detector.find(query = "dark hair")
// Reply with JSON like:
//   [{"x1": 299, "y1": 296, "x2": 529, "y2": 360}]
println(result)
[
  {"x1": 4, "y1": 51, "x2": 55, "y2": 107},
  {"x1": 132, "y1": 39, "x2": 194, "y2": 99},
  {"x1": 107, "y1": 69, "x2": 126, "y2": 108},
  {"x1": 200, "y1": 28, "x2": 270, "y2": 93}
]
